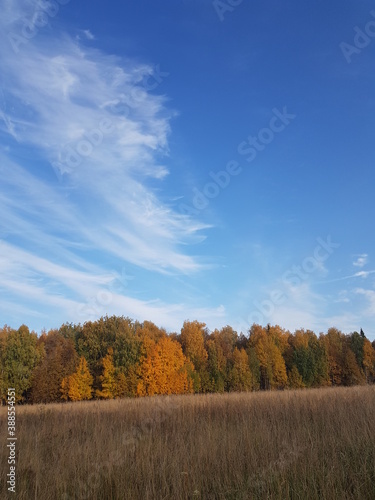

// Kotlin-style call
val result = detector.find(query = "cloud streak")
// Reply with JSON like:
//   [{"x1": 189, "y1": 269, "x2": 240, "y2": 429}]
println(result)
[
  {"x1": 0, "y1": 0, "x2": 216, "y2": 330},
  {"x1": 317, "y1": 270, "x2": 375, "y2": 284},
  {"x1": 0, "y1": 0, "x2": 207, "y2": 271}
]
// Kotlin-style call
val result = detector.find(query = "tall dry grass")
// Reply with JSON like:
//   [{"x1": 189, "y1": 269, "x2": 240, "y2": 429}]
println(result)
[{"x1": 1, "y1": 386, "x2": 375, "y2": 499}]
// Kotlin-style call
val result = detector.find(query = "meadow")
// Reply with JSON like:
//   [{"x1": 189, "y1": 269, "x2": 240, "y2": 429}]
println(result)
[{"x1": 1, "y1": 385, "x2": 375, "y2": 499}]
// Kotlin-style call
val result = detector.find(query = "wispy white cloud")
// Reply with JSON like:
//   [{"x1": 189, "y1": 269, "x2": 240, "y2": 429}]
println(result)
[
  {"x1": 234, "y1": 279, "x2": 328, "y2": 334},
  {"x1": 0, "y1": 239, "x2": 225, "y2": 331},
  {"x1": 318, "y1": 312, "x2": 361, "y2": 335},
  {"x1": 270, "y1": 282, "x2": 326, "y2": 331},
  {"x1": 0, "y1": 0, "x2": 217, "y2": 329},
  {"x1": 0, "y1": 0, "x2": 208, "y2": 272},
  {"x1": 355, "y1": 288, "x2": 375, "y2": 316},
  {"x1": 353, "y1": 253, "x2": 368, "y2": 268},
  {"x1": 334, "y1": 290, "x2": 350, "y2": 304},
  {"x1": 82, "y1": 29, "x2": 95, "y2": 40},
  {"x1": 318, "y1": 270, "x2": 375, "y2": 284}
]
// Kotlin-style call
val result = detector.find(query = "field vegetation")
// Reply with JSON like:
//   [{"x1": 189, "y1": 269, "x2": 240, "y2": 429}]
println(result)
[{"x1": 1, "y1": 386, "x2": 375, "y2": 499}]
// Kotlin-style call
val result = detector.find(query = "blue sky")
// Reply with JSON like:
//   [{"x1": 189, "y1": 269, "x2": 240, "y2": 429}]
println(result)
[{"x1": 0, "y1": 0, "x2": 374, "y2": 339}]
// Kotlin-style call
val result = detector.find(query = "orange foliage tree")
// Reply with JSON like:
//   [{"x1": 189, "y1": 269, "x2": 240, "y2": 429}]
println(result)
[
  {"x1": 137, "y1": 336, "x2": 194, "y2": 396},
  {"x1": 31, "y1": 330, "x2": 78, "y2": 403}
]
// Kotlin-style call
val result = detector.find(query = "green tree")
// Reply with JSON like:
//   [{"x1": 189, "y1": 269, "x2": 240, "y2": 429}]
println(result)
[
  {"x1": 290, "y1": 332, "x2": 329, "y2": 388},
  {"x1": 350, "y1": 331, "x2": 365, "y2": 368},
  {"x1": 206, "y1": 337, "x2": 226, "y2": 392},
  {"x1": 75, "y1": 316, "x2": 139, "y2": 392},
  {"x1": 0, "y1": 325, "x2": 42, "y2": 403}
]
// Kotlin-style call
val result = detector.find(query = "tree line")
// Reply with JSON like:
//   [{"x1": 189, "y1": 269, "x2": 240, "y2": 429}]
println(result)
[{"x1": 1, "y1": 316, "x2": 375, "y2": 403}]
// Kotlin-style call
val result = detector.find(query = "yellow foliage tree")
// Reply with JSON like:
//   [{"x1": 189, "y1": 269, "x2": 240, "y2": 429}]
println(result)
[
  {"x1": 249, "y1": 325, "x2": 288, "y2": 390},
  {"x1": 180, "y1": 320, "x2": 209, "y2": 391},
  {"x1": 180, "y1": 320, "x2": 208, "y2": 369},
  {"x1": 229, "y1": 348, "x2": 253, "y2": 391},
  {"x1": 323, "y1": 328, "x2": 345, "y2": 385},
  {"x1": 61, "y1": 357, "x2": 93, "y2": 401},
  {"x1": 96, "y1": 348, "x2": 117, "y2": 399},
  {"x1": 288, "y1": 365, "x2": 305, "y2": 389}
]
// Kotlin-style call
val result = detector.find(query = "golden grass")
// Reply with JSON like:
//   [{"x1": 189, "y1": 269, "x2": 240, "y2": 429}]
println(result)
[{"x1": 1, "y1": 386, "x2": 375, "y2": 499}]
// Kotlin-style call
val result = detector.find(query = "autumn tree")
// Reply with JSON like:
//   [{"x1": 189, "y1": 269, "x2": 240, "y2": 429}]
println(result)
[
  {"x1": 322, "y1": 328, "x2": 344, "y2": 385},
  {"x1": 136, "y1": 321, "x2": 167, "y2": 358},
  {"x1": 321, "y1": 328, "x2": 367, "y2": 386},
  {"x1": 267, "y1": 324, "x2": 290, "y2": 356},
  {"x1": 137, "y1": 336, "x2": 194, "y2": 396},
  {"x1": 248, "y1": 324, "x2": 287, "y2": 390},
  {"x1": 61, "y1": 356, "x2": 93, "y2": 401},
  {"x1": 206, "y1": 326, "x2": 239, "y2": 391},
  {"x1": 341, "y1": 339, "x2": 364, "y2": 386},
  {"x1": 247, "y1": 346, "x2": 261, "y2": 390},
  {"x1": 31, "y1": 330, "x2": 78, "y2": 403},
  {"x1": 180, "y1": 320, "x2": 209, "y2": 392},
  {"x1": 228, "y1": 348, "x2": 253, "y2": 391},
  {"x1": 96, "y1": 348, "x2": 118, "y2": 399},
  {"x1": 362, "y1": 338, "x2": 375, "y2": 383},
  {"x1": 288, "y1": 365, "x2": 305, "y2": 388}
]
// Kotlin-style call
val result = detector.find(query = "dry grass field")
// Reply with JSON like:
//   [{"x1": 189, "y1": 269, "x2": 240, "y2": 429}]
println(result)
[{"x1": 1, "y1": 386, "x2": 375, "y2": 499}]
